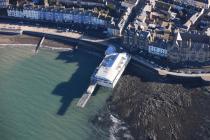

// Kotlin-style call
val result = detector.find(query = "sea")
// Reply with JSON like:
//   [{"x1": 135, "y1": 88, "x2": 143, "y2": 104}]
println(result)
[{"x1": 0, "y1": 46, "x2": 114, "y2": 140}]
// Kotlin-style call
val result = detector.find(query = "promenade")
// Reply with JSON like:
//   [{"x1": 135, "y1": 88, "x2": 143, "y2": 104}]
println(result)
[
  {"x1": 132, "y1": 56, "x2": 210, "y2": 81},
  {"x1": 0, "y1": 23, "x2": 81, "y2": 38},
  {"x1": 132, "y1": 56, "x2": 210, "y2": 82},
  {"x1": 0, "y1": 23, "x2": 118, "y2": 46}
]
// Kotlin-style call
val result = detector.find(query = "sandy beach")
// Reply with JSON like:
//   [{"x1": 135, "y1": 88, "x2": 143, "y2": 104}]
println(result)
[{"x1": 0, "y1": 34, "x2": 75, "y2": 49}]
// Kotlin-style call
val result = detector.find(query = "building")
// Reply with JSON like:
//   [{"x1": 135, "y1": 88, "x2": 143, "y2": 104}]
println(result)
[
  {"x1": 7, "y1": 5, "x2": 111, "y2": 27},
  {"x1": 182, "y1": 9, "x2": 204, "y2": 31},
  {"x1": 5, "y1": 0, "x2": 136, "y2": 37},
  {"x1": 199, "y1": 11, "x2": 210, "y2": 29},
  {"x1": 63, "y1": 9, "x2": 73, "y2": 22},
  {"x1": 168, "y1": 32, "x2": 210, "y2": 63},
  {"x1": 123, "y1": 24, "x2": 152, "y2": 51},
  {"x1": 93, "y1": 52, "x2": 131, "y2": 88},
  {"x1": 148, "y1": 40, "x2": 168, "y2": 57},
  {"x1": 57, "y1": 0, "x2": 106, "y2": 7},
  {"x1": 175, "y1": 0, "x2": 210, "y2": 9},
  {"x1": 23, "y1": 6, "x2": 39, "y2": 20},
  {"x1": 0, "y1": 0, "x2": 9, "y2": 8},
  {"x1": 54, "y1": 8, "x2": 64, "y2": 22},
  {"x1": 117, "y1": 7, "x2": 132, "y2": 36},
  {"x1": 107, "y1": 24, "x2": 121, "y2": 36}
]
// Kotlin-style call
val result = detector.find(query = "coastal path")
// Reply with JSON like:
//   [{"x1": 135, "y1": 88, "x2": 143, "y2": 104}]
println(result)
[{"x1": 132, "y1": 56, "x2": 210, "y2": 81}]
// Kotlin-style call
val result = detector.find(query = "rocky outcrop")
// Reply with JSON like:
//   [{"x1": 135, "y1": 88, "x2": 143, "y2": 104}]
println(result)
[{"x1": 104, "y1": 75, "x2": 210, "y2": 140}]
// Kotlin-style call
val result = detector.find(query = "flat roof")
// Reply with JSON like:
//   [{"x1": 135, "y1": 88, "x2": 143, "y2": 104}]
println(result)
[{"x1": 95, "y1": 53, "x2": 130, "y2": 82}]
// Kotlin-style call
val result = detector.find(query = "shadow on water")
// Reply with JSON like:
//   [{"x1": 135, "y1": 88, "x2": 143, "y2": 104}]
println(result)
[{"x1": 52, "y1": 50, "x2": 101, "y2": 116}]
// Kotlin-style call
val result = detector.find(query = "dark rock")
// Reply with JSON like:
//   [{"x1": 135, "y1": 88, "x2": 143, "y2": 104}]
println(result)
[{"x1": 106, "y1": 75, "x2": 210, "y2": 140}]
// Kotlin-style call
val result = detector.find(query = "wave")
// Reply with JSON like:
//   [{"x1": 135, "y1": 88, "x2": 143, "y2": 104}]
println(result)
[{"x1": 109, "y1": 114, "x2": 134, "y2": 140}]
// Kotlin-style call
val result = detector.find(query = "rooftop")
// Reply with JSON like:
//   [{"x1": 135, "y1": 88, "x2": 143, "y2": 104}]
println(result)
[{"x1": 95, "y1": 53, "x2": 130, "y2": 82}]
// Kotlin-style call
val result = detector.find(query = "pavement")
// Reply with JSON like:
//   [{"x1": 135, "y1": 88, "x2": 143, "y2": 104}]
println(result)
[
  {"x1": 0, "y1": 23, "x2": 82, "y2": 39},
  {"x1": 132, "y1": 55, "x2": 210, "y2": 82},
  {"x1": 0, "y1": 22, "x2": 119, "y2": 46}
]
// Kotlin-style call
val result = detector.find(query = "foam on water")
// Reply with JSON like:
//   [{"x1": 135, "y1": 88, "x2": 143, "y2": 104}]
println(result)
[{"x1": 109, "y1": 114, "x2": 134, "y2": 140}]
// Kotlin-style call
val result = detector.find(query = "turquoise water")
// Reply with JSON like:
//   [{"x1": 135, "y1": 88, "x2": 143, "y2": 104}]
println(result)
[{"x1": 0, "y1": 46, "x2": 111, "y2": 140}]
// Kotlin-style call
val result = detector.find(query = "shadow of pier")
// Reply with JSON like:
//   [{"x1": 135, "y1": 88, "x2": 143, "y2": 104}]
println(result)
[{"x1": 52, "y1": 50, "x2": 101, "y2": 115}]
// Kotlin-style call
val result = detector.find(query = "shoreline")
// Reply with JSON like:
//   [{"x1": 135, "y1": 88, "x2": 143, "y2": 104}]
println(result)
[
  {"x1": 0, "y1": 44, "x2": 73, "y2": 51},
  {"x1": 0, "y1": 29, "x2": 209, "y2": 82},
  {"x1": 0, "y1": 34, "x2": 75, "y2": 51},
  {"x1": 1, "y1": 24, "x2": 210, "y2": 140}
]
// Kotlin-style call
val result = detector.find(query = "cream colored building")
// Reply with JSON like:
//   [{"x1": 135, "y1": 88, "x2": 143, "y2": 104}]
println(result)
[{"x1": 0, "y1": 0, "x2": 9, "y2": 8}]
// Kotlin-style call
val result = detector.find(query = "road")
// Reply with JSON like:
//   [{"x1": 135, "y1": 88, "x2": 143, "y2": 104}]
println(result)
[
  {"x1": 132, "y1": 56, "x2": 210, "y2": 81},
  {"x1": 124, "y1": 0, "x2": 146, "y2": 30},
  {"x1": 0, "y1": 22, "x2": 119, "y2": 46}
]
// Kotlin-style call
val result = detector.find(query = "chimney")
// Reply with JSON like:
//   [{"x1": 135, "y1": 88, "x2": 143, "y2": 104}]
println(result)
[
  {"x1": 56, "y1": 0, "x2": 59, "y2": 5},
  {"x1": 189, "y1": 38, "x2": 192, "y2": 48},
  {"x1": 151, "y1": 33, "x2": 155, "y2": 42},
  {"x1": 16, "y1": 0, "x2": 20, "y2": 6},
  {"x1": 168, "y1": 22, "x2": 172, "y2": 31},
  {"x1": 149, "y1": 12, "x2": 153, "y2": 20},
  {"x1": 44, "y1": 0, "x2": 49, "y2": 7}
]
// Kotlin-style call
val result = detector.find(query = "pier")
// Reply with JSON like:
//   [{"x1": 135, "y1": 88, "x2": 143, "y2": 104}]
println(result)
[
  {"x1": 77, "y1": 46, "x2": 131, "y2": 108},
  {"x1": 77, "y1": 81, "x2": 97, "y2": 108}
]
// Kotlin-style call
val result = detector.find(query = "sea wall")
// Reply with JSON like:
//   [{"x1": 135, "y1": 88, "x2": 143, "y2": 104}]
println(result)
[
  {"x1": 0, "y1": 31, "x2": 20, "y2": 35},
  {"x1": 23, "y1": 31, "x2": 107, "y2": 54}
]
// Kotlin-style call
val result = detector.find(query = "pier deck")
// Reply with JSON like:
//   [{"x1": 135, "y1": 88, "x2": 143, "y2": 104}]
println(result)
[{"x1": 77, "y1": 81, "x2": 97, "y2": 108}]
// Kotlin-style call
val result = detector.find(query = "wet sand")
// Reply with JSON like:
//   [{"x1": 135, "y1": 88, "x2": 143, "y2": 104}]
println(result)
[{"x1": 0, "y1": 34, "x2": 75, "y2": 49}]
